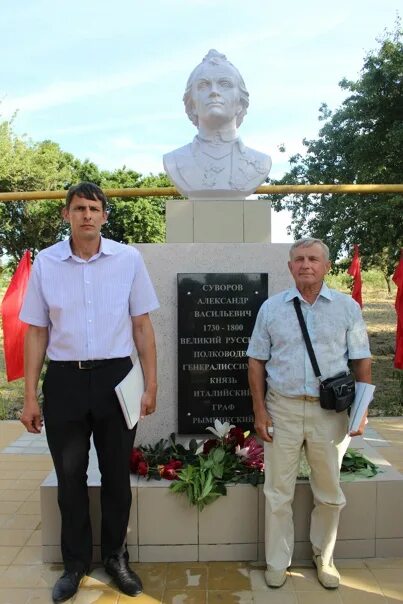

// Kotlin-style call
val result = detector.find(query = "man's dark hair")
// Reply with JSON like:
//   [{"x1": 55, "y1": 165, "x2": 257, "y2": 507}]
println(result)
[{"x1": 65, "y1": 182, "x2": 108, "y2": 211}]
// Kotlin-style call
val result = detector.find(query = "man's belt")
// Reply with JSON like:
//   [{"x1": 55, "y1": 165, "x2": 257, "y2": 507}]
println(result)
[
  {"x1": 48, "y1": 357, "x2": 129, "y2": 370},
  {"x1": 288, "y1": 394, "x2": 320, "y2": 402}
]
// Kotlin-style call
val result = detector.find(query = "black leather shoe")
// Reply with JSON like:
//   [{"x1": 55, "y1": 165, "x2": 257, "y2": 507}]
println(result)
[
  {"x1": 52, "y1": 570, "x2": 85, "y2": 602},
  {"x1": 104, "y1": 554, "x2": 143, "y2": 596}
]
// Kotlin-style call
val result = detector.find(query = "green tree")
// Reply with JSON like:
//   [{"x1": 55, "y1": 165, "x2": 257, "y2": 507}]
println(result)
[
  {"x1": 0, "y1": 118, "x2": 170, "y2": 265},
  {"x1": 270, "y1": 21, "x2": 403, "y2": 285},
  {"x1": 0, "y1": 119, "x2": 82, "y2": 265},
  {"x1": 100, "y1": 168, "x2": 168, "y2": 244}
]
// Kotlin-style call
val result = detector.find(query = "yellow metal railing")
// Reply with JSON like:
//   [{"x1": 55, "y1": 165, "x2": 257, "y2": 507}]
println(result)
[{"x1": 0, "y1": 184, "x2": 402, "y2": 202}]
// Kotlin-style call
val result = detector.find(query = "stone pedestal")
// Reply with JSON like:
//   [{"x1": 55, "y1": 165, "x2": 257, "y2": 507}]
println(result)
[
  {"x1": 166, "y1": 199, "x2": 271, "y2": 243},
  {"x1": 40, "y1": 438, "x2": 403, "y2": 562}
]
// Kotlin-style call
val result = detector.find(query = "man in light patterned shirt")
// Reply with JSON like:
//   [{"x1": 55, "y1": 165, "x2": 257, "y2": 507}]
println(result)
[
  {"x1": 20, "y1": 182, "x2": 159, "y2": 602},
  {"x1": 247, "y1": 238, "x2": 371, "y2": 590}
]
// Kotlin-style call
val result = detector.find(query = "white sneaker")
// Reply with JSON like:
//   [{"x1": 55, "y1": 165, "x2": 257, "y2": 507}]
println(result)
[
  {"x1": 264, "y1": 568, "x2": 287, "y2": 588},
  {"x1": 313, "y1": 555, "x2": 340, "y2": 589}
]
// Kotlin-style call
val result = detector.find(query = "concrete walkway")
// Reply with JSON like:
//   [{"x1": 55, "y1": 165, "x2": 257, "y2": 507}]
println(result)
[{"x1": 1, "y1": 418, "x2": 402, "y2": 603}]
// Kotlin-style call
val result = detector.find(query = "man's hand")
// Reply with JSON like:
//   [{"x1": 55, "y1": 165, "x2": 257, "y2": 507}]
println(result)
[
  {"x1": 140, "y1": 390, "x2": 157, "y2": 419},
  {"x1": 349, "y1": 358, "x2": 372, "y2": 437},
  {"x1": 20, "y1": 396, "x2": 43, "y2": 433},
  {"x1": 132, "y1": 314, "x2": 157, "y2": 420},
  {"x1": 254, "y1": 407, "x2": 273, "y2": 443},
  {"x1": 349, "y1": 412, "x2": 367, "y2": 437}
]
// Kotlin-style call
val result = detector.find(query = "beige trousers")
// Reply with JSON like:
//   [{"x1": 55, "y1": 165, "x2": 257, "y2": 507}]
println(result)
[{"x1": 264, "y1": 389, "x2": 350, "y2": 570}]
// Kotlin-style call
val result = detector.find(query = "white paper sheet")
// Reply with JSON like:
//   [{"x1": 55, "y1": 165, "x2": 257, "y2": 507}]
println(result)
[
  {"x1": 114, "y1": 357, "x2": 144, "y2": 429},
  {"x1": 348, "y1": 382, "x2": 376, "y2": 433}
]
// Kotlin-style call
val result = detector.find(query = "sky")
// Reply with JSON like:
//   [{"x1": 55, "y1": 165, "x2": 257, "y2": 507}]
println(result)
[{"x1": 0, "y1": 0, "x2": 399, "y2": 241}]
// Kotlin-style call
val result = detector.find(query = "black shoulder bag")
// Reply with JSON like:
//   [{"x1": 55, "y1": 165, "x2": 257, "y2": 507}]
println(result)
[{"x1": 293, "y1": 297, "x2": 355, "y2": 413}]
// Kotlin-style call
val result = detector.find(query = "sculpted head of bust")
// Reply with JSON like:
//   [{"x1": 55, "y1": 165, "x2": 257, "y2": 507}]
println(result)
[
  {"x1": 183, "y1": 49, "x2": 249, "y2": 132},
  {"x1": 163, "y1": 49, "x2": 271, "y2": 200}
]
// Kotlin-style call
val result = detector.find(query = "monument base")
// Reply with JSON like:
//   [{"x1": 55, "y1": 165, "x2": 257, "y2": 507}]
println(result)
[
  {"x1": 40, "y1": 438, "x2": 403, "y2": 563},
  {"x1": 166, "y1": 199, "x2": 271, "y2": 243}
]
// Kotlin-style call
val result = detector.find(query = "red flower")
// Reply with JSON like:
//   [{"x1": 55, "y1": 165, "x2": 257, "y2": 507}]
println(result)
[
  {"x1": 137, "y1": 461, "x2": 149, "y2": 476},
  {"x1": 203, "y1": 438, "x2": 219, "y2": 454},
  {"x1": 227, "y1": 427, "x2": 245, "y2": 448},
  {"x1": 236, "y1": 436, "x2": 264, "y2": 471},
  {"x1": 130, "y1": 448, "x2": 144, "y2": 473},
  {"x1": 159, "y1": 459, "x2": 183, "y2": 480}
]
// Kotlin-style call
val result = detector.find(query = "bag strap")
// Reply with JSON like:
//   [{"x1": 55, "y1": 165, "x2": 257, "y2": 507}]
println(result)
[{"x1": 293, "y1": 297, "x2": 322, "y2": 379}]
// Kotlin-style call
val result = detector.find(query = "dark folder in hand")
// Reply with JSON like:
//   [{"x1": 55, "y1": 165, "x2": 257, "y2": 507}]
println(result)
[{"x1": 115, "y1": 357, "x2": 144, "y2": 429}]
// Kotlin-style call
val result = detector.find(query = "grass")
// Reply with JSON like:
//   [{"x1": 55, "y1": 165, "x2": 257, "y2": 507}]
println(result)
[
  {"x1": 0, "y1": 270, "x2": 402, "y2": 419},
  {"x1": 326, "y1": 270, "x2": 402, "y2": 415}
]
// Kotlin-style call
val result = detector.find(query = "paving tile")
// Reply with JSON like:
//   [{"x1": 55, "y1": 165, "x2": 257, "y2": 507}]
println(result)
[
  {"x1": 0, "y1": 565, "x2": 44, "y2": 588},
  {"x1": 253, "y1": 591, "x2": 298, "y2": 604},
  {"x1": 26, "y1": 589, "x2": 54, "y2": 603},
  {"x1": 365, "y1": 558, "x2": 403, "y2": 570},
  {"x1": 289, "y1": 568, "x2": 323, "y2": 591},
  {"x1": 0, "y1": 480, "x2": 19, "y2": 490},
  {"x1": 370, "y1": 569, "x2": 403, "y2": 599},
  {"x1": 295, "y1": 591, "x2": 342, "y2": 603},
  {"x1": 338, "y1": 587, "x2": 388, "y2": 604},
  {"x1": 74, "y1": 586, "x2": 120, "y2": 603},
  {"x1": 118, "y1": 593, "x2": 162, "y2": 603},
  {"x1": 25, "y1": 530, "x2": 41, "y2": 546},
  {"x1": 19, "y1": 470, "x2": 50, "y2": 479},
  {"x1": 208, "y1": 590, "x2": 254, "y2": 604},
  {"x1": 12, "y1": 546, "x2": 43, "y2": 565},
  {"x1": 2, "y1": 515, "x2": 41, "y2": 530},
  {"x1": 163, "y1": 589, "x2": 206, "y2": 604},
  {"x1": 0, "y1": 470, "x2": 25, "y2": 480},
  {"x1": 207, "y1": 563, "x2": 250, "y2": 590},
  {"x1": 0, "y1": 502, "x2": 22, "y2": 514},
  {"x1": 339, "y1": 569, "x2": 383, "y2": 593},
  {"x1": 17, "y1": 501, "x2": 41, "y2": 515},
  {"x1": 133, "y1": 563, "x2": 167, "y2": 592},
  {"x1": 0, "y1": 546, "x2": 21, "y2": 565},
  {"x1": 165, "y1": 565, "x2": 207, "y2": 589},
  {"x1": 334, "y1": 559, "x2": 367, "y2": 569},
  {"x1": 0, "y1": 529, "x2": 32, "y2": 546},
  {"x1": 0, "y1": 490, "x2": 34, "y2": 502},
  {"x1": 14, "y1": 479, "x2": 43, "y2": 490},
  {"x1": 0, "y1": 588, "x2": 32, "y2": 603}
]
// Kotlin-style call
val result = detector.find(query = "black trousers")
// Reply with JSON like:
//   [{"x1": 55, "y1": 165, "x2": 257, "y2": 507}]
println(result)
[{"x1": 42, "y1": 357, "x2": 136, "y2": 572}]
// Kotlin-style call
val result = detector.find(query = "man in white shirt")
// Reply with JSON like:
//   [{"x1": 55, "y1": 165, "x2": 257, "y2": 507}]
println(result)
[
  {"x1": 20, "y1": 182, "x2": 159, "y2": 602},
  {"x1": 247, "y1": 238, "x2": 371, "y2": 590}
]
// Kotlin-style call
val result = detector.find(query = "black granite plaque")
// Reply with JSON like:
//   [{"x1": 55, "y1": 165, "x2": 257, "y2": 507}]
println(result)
[{"x1": 177, "y1": 273, "x2": 268, "y2": 434}]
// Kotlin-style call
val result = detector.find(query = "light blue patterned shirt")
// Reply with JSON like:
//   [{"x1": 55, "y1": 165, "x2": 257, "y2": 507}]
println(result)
[
  {"x1": 247, "y1": 283, "x2": 371, "y2": 397},
  {"x1": 20, "y1": 237, "x2": 159, "y2": 361}
]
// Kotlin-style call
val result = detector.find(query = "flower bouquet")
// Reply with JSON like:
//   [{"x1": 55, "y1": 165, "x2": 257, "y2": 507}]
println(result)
[{"x1": 130, "y1": 420, "x2": 264, "y2": 510}]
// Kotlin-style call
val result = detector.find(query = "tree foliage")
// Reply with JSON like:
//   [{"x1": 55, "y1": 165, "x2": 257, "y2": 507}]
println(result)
[
  {"x1": 0, "y1": 118, "x2": 168, "y2": 266},
  {"x1": 0, "y1": 120, "x2": 81, "y2": 265},
  {"x1": 270, "y1": 21, "x2": 403, "y2": 279},
  {"x1": 100, "y1": 169, "x2": 168, "y2": 244}
]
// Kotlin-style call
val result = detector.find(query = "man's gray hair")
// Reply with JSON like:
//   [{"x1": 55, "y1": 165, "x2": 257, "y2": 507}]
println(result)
[
  {"x1": 289, "y1": 238, "x2": 330, "y2": 261},
  {"x1": 183, "y1": 49, "x2": 249, "y2": 128}
]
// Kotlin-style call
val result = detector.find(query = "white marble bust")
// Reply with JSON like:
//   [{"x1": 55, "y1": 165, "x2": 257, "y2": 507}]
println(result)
[{"x1": 163, "y1": 49, "x2": 272, "y2": 200}]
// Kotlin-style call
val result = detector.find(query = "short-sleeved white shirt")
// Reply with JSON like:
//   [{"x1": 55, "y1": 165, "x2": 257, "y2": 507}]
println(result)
[
  {"x1": 247, "y1": 283, "x2": 371, "y2": 397},
  {"x1": 20, "y1": 237, "x2": 159, "y2": 361}
]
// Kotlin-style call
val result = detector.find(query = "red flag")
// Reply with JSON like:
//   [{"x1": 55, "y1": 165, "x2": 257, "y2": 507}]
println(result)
[
  {"x1": 1, "y1": 251, "x2": 31, "y2": 381},
  {"x1": 392, "y1": 251, "x2": 403, "y2": 370},
  {"x1": 347, "y1": 244, "x2": 363, "y2": 308}
]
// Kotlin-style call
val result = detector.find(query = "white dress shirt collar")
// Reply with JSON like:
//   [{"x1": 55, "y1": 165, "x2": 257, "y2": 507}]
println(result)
[
  {"x1": 59, "y1": 236, "x2": 116, "y2": 262},
  {"x1": 284, "y1": 282, "x2": 333, "y2": 304}
]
